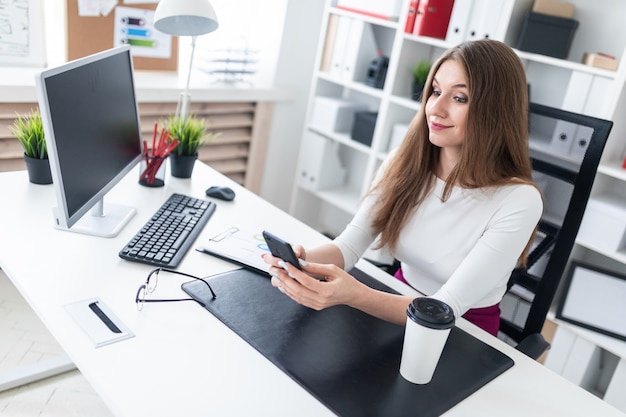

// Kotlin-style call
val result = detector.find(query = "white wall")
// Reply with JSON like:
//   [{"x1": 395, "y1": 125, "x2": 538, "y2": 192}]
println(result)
[
  {"x1": 259, "y1": 1, "x2": 325, "y2": 211},
  {"x1": 42, "y1": 0, "x2": 66, "y2": 67},
  {"x1": 35, "y1": 0, "x2": 323, "y2": 212}
]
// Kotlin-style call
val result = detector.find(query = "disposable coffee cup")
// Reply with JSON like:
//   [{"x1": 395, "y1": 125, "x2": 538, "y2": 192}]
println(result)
[{"x1": 400, "y1": 297, "x2": 455, "y2": 384}]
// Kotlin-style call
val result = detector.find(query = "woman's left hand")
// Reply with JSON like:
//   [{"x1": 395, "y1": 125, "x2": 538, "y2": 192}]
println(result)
[{"x1": 266, "y1": 257, "x2": 362, "y2": 311}]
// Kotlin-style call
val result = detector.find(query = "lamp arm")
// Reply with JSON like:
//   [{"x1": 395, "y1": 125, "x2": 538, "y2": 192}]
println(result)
[{"x1": 179, "y1": 35, "x2": 198, "y2": 120}]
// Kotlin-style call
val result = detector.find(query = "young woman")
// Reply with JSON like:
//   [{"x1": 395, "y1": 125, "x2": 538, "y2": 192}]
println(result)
[{"x1": 264, "y1": 39, "x2": 543, "y2": 337}]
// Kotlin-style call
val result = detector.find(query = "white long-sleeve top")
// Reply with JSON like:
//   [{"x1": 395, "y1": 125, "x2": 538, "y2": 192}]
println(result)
[{"x1": 334, "y1": 161, "x2": 543, "y2": 319}]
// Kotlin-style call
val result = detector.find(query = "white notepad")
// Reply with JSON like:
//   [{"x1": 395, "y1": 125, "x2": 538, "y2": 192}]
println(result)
[{"x1": 65, "y1": 297, "x2": 134, "y2": 348}]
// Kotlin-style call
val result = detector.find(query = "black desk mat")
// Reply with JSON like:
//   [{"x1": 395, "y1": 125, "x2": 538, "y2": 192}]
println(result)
[{"x1": 182, "y1": 268, "x2": 514, "y2": 417}]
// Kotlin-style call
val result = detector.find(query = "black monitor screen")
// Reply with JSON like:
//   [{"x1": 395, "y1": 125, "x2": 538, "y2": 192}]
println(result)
[{"x1": 37, "y1": 45, "x2": 142, "y2": 236}]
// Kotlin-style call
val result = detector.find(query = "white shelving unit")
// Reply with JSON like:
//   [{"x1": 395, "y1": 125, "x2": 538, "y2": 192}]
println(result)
[{"x1": 289, "y1": 0, "x2": 626, "y2": 408}]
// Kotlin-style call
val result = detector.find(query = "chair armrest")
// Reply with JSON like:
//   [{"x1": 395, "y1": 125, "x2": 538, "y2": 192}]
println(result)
[{"x1": 515, "y1": 333, "x2": 551, "y2": 360}]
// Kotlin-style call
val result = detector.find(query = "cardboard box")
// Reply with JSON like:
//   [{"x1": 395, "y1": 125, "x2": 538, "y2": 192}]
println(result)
[
  {"x1": 517, "y1": 12, "x2": 578, "y2": 59},
  {"x1": 578, "y1": 194, "x2": 626, "y2": 252},
  {"x1": 310, "y1": 97, "x2": 368, "y2": 134},
  {"x1": 583, "y1": 53, "x2": 619, "y2": 71},
  {"x1": 532, "y1": 0, "x2": 575, "y2": 19}
]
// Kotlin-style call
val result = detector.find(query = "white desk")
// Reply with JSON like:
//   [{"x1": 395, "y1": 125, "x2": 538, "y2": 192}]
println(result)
[{"x1": 0, "y1": 163, "x2": 624, "y2": 417}]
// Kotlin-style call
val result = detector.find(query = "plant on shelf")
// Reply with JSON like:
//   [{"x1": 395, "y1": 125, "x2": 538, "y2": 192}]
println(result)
[
  {"x1": 9, "y1": 109, "x2": 52, "y2": 184},
  {"x1": 162, "y1": 114, "x2": 219, "y2": 178},
  {"x1": 411, "y1": 59, "x2": 431, "y2": 102}
]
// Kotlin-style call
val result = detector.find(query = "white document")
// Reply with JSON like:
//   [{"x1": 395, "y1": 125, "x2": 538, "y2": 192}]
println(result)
[
  {"x1": 196, "y1": 226, "x2": 271, "y2": 273},
  {"x1": 114, "y1": 6, "x2": 172, "y2": 59}
]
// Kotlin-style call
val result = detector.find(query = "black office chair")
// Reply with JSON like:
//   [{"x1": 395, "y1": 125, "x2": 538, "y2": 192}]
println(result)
[{"x1": 498, "y1": 103, "x2": 613, "y2": 359}]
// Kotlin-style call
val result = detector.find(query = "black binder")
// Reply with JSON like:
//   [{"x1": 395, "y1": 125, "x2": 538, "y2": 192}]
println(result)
[{"x1": 182, "y1": 267, "x2": 514, "y2": 417}]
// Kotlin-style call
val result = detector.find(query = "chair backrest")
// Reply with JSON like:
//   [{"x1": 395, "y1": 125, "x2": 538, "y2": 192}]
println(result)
[{"x1": 499, "y1": 103, "x2": 613, "y2": 345}]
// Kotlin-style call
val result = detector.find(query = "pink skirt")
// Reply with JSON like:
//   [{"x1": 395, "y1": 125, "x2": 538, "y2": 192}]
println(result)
[{"x1": 394, "y1": 268, "x2": 501, "y2": 337}]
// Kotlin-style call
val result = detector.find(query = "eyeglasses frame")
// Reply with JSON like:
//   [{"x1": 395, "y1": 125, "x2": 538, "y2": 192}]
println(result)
[{"x1": 135, "y1": 267, "x2": 216, "y2": 310}]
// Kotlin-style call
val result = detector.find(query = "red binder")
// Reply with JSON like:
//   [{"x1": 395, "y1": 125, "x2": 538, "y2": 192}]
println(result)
[
  {"x1": 404, "y1": 0, "x2": 420, "y2": 33},
  {"x1": 413, "y1": 0, "x2": 455, "y2": 40}
]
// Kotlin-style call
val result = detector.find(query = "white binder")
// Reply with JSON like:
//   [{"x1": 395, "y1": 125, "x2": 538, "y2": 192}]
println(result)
[
  {"x1": 445, "y1": 0, "x2": 474, "y2": 44},
  {"x1": 329, "y1": 16, "x2": 378, "y2": 83},
  {"x1": 561, "y1": 71, "x2": 593, "y2": 113},
  {"x1": 329, "y1": 15, "x2": 352, "y2": 78},
  {"x1": 297, "y1": 131, "x2": 347, "y2": 191},
  {"x1": 466, "y1": 0, "x2": 505, "y2": 41},
  {"x1": 583, "y1": 76, "x2": 612, "y2": 118},
  {"x1": 341, "y1": 19, "x2": 377, "y2": 82}
]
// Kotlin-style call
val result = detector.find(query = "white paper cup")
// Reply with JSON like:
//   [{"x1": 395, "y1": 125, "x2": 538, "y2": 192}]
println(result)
[{"x1": 399, "y1": 297, "x2": 455, "y2": 384}]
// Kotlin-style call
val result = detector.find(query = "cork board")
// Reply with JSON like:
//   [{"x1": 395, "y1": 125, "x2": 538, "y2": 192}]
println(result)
[{"x1": 66, "y1": 1, "x2": 178, "y2": 71}]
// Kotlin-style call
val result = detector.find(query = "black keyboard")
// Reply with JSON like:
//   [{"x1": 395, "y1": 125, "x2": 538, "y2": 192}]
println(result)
[{"x1": 118, "y1": 193, "x2": 216, "y2": 268}]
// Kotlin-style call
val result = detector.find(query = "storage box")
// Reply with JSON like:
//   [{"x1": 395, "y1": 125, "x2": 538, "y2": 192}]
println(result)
[
  {"x1": 583, "y1": 53, "x2": 619, "y2": 71},
  {"x1": 297, "y1": 131, "x2": 347, "y2": 191},
  {"x1": 350, "y1": 112, "x2": 377, "y2": 146},
  {"x1": 532, "y1": 0, "x2": 575, "y2": 19},
  {"x1": 336, "y1": 0, "x2": 403, "y2": 20},
  {"x1": 517, "y1": 12, "x2": 579, "y2": 59},
  {"x1": 310, "y1": 97, "x2": 368, "y2": 134},
  {"x1": 577, "y1": 194, "x2": 626, "y2": 252}
]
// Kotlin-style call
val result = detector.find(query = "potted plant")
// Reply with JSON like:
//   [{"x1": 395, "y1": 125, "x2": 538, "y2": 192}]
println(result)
[
  {"x1": 9, "y1": 109, "x2": 52, "y2": 184},
  {"x1": 162, "y1": 114, "x2": 218, "y2": 178},
  {"x1": 411, "y1": 59, "x2": 431, "y2": 102}
]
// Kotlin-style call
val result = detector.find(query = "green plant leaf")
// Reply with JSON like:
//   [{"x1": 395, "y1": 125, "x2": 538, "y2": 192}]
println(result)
[
  {"x1": 412, "y1": 59, "x2": 431, "y2": 86},
  {"x1": 9, "y1": 109, "x2": 47, "y2": 159},
  {"x1": 161, "y1": 114, "x2": 219, "y2": 156}
]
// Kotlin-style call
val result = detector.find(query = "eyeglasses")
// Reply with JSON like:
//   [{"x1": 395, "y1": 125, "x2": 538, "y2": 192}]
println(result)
[{"x1": 135, "y1": 268, "x2": 216, "y2": 311}]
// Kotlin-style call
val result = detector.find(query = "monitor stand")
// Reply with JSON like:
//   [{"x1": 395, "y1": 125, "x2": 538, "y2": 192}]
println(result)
[{"x1": 54, "y1": 199, "x2": 136, "y2": 238}]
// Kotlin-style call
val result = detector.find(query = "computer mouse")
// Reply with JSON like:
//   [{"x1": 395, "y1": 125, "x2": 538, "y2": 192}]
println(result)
[{"x1": 205, "y1": 186, "x2": 236, "y2": 201}]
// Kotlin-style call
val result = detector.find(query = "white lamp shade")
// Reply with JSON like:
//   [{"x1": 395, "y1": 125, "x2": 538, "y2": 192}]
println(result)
[{"x1": 153, "y1": 0, "x2": 219, "y2": 36}]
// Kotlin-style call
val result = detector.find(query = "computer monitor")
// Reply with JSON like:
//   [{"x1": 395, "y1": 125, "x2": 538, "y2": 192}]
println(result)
[{"x1": 36, "y1": 45, "x2": 143, "y2": 237}]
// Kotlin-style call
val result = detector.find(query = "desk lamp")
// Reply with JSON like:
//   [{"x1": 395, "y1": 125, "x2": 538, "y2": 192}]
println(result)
[{"x1": 153, "y1": 0, "x2": 219, "y2": 120}]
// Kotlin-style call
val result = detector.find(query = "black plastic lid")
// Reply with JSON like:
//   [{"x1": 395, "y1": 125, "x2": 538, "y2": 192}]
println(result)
[{"x1": 407, "y1": 297, "x2": 455, "y2": 330}]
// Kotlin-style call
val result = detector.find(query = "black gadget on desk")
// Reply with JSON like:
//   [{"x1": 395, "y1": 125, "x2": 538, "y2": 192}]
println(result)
[
  {"x1": 262, "y1": 230, "x2": 302, "y2": 270},
  {"x1": 206, "y1": 185, "x2": 236, "y2": 201}
]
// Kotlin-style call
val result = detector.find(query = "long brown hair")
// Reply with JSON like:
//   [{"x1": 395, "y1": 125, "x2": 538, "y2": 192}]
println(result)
[{"x1": 371, "y1": 39, "x2": 537, "y2": 265}]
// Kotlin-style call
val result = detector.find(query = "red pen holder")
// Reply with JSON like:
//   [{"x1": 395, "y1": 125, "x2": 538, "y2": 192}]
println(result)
[{"x1": 139, "y1": 155, "x2": 167, "y2": 187}]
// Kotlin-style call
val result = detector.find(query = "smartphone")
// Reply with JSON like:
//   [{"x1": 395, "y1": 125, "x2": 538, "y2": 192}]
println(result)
[{"x1": 262, "y1": 230, "x2": 302, "y2": 270}]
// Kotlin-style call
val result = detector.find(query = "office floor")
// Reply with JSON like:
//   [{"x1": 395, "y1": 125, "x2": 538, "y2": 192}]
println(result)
[{"x1": 0, "y1": 269, "x2": 113, "y2": 416}]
